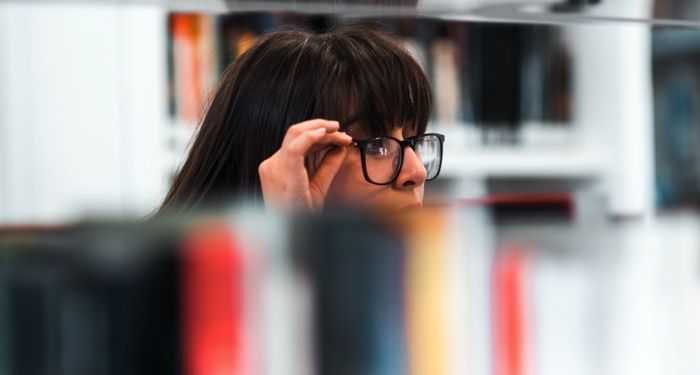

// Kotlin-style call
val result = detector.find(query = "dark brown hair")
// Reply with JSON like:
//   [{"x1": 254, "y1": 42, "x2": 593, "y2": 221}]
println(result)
[{"x1": 159, "y1": 21, "x2": 432, "y2": 215}]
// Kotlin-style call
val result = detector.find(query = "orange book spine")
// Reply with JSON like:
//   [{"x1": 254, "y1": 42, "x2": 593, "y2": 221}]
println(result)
[
  {"x1": 172, "y1": 14, "x2": 203, "y2": 124},
  {"x1": 405, "y1": 209, "x2": 448, "y2": 375}
]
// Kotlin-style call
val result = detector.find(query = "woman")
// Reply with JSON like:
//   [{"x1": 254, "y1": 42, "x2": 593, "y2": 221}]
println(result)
[{"x1": 159, "y1": 21, "x2": 444, "y2": 215}]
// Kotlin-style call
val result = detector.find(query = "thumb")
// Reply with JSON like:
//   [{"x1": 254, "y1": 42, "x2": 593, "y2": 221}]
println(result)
[{"x1": 309, "y1": 146, "x2": 348, "y2": 200}]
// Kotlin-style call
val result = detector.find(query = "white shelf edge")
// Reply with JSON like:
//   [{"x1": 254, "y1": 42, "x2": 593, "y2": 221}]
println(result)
[{"x1": 440, "y1": 148, "x2": 606, "y2": 178}]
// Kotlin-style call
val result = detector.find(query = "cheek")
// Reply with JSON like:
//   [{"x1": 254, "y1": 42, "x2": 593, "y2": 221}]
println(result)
[{"x1": 325, "y1": 153, "x2": 381, "y2": 204}]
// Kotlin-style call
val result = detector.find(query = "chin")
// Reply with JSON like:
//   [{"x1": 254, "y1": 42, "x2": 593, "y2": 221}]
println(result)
[{"x1": 395, "y1": 202, "x2": 423, "y2": 212}]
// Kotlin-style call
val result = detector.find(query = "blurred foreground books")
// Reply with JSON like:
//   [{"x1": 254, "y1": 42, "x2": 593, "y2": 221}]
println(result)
[{"x1": 1, "y1": 200, "x2": 699, "y2": 375}]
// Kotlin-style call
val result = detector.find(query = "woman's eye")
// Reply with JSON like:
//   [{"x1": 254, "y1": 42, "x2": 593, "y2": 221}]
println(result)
[{"x1": 366, "y1": 141, "x2": 390, "y2": 157}]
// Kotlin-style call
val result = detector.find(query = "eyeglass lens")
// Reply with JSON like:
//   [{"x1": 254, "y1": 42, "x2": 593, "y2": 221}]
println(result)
[
  {"x1": 362, "y1": 134, "x2": 442, "y2": 184},
  {"x1": 414, "y1": 135, "x2": 442, "y2": 180},
  {"x1": 364, "y1": 138, "x2": 402, "y2": 184}
]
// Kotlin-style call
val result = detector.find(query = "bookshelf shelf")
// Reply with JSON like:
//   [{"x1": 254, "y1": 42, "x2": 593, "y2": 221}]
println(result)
[
  {"x1": 8, "y1": 0, "x2": 700, "y2": 27},
  {"x1": 441, "y1": 148, "x2": 604, "y2": 178}
]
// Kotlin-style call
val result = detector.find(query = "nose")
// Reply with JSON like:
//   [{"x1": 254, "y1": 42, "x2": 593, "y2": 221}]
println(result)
[{"x1": 393, "y1": 146, "x2": 427, "y2": 189}]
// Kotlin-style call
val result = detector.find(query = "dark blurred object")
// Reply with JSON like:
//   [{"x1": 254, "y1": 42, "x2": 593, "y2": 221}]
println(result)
[
  {"x1": 652, "y1": 27, "x2": 700, "y2": 209},
  {"x1": 227, "y1": 0, "x2": 419, "y2": 6},
  {"x1": 0, "y1": 224, "x2": 182, "y2": 375},
  {"x1": 292, "y1": 212, "x2": 407, "y2": 375},
  {"x1": 470, "y1": 24, "x2": 522, "y2": 143},
  {"x1": 468, "y1": 23, "x2": 572, "y2": 144},
  {"x1": 551, "y1": 0, "x2": 602, "y2": 12},
  {"x1": 654, "y1": 0, "x2": 700, "y2": 23}
]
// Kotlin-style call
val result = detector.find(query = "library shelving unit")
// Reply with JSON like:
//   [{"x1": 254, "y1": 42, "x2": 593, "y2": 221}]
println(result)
[
  {"x1": 162, "y1": 1, "x2": 656, "y2": 218},
  {"x1": 0, "y1": 0, "x2": 698, "y2": 221},
  {"x1": 1, "y1": 3, "x2": 700, "y2": 375}
]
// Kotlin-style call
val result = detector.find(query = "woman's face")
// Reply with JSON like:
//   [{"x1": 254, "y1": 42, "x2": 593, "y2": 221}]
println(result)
[{"x1": 324, "y1": 125, "x2": 427, "y2": 212}]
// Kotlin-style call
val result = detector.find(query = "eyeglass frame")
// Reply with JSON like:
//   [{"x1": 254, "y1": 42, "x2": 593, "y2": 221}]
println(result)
[{"x1": 351, "y1": 133, "x2": 445, "y2": 186}]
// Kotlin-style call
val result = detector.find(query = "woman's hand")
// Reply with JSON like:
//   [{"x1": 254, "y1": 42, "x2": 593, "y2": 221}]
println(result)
[{"x1": 258, "y1": 119, "x2": 352, "y2": 211}]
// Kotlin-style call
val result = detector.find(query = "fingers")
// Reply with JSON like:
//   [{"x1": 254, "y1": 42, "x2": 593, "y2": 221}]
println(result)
[
  {"x1": 292, "y1": 118, "x2": 340, "y2": 133},
  {"x1": 309, "y1": 146, "x2": 348, "y2": 203},
  {"x1": 286, "y1": 127, "x2": 352, "y2": 157},
  {"x1": 282, "y1": 119, "x2": 340, "y2": 147},
  {"x1": 259, "y1": 118, "x2": 352, "y2": 212}
]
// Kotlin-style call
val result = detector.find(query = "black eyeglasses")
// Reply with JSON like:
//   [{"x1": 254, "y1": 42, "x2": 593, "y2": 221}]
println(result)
[{"x1": 352, "y1": 133, "x2": 445, "y2": 185}]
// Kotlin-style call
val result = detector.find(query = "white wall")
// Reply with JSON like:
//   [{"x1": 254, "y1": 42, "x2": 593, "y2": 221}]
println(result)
[
  {"x1": 566, "y1": 0, "x2": 655, "y2": 217},
  {"x1": 0, "y1": 3, "x2": 167, "y2": 224}
]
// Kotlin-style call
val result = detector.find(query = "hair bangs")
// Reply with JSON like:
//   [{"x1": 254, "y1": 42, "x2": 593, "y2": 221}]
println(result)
[{"x1": 312, "y1": 22, "x2": 432, "y2": 138}]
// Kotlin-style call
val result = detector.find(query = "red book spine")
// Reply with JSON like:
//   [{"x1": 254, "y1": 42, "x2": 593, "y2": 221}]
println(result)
[
  {"x1": 181, "y1": 223, "x2": 245, "y2": 375},
  {"x1": 493, "y1": 249, "x2": 529, "y2": 375}
]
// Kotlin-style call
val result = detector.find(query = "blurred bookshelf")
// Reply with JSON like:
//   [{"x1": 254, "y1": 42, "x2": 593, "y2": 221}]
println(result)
[
  {"x1": 1, "y1": 2, "x2": 700, "y2": 375},
  {"x1": 161, "y1": 1, "x2": 693, "y2": 218},
  {"x1": 2, "y1": 205, "x2": 700, "y2": 374},
  {"x1": 165, "y1": 13, "x2": 574, "y2": 130},
  {"x1": 1, "y1": 0, "x2": 699, "y2": 220},
  {"x1": 6, "y1": 0, "x2": 700, "y2": 26},
  {"x1": 163, "y1": 11, "x2": 621, "y2": 210}
]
